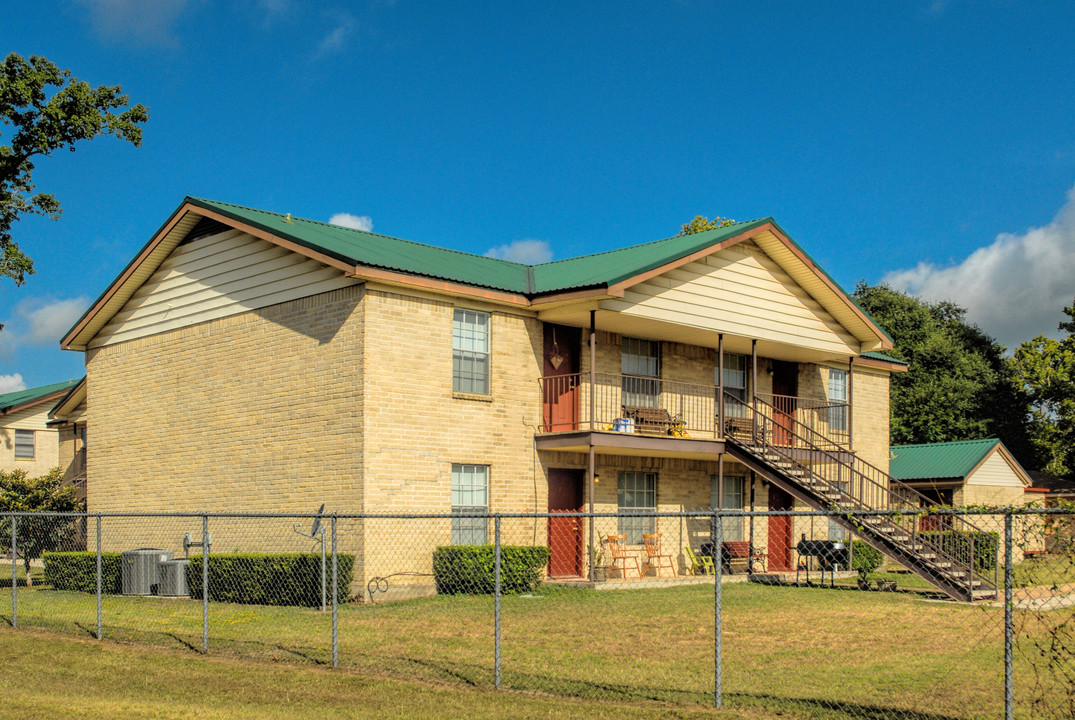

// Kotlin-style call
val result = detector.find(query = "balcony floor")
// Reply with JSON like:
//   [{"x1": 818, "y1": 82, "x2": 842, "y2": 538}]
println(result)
[{"x1": 535, "y1": 429, "x2": 725, "y2": 460}]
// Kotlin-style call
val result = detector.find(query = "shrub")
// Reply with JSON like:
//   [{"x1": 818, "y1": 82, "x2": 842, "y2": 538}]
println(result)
[
  {"x1": 42, "y1": 551, "x2": 122, "y2": 594},
  {"x1": 187, "y1": 553, "x2": 354, "y2": 607},
  {"x1": 918, "y1": 530, "x2": 999, "y2": 573},
  {"x1": 851, "y1": 541, "x2": 883, "y2": 578},
  {"x1": 433, "y1": 545, "x2": 551, "y2": 595}
]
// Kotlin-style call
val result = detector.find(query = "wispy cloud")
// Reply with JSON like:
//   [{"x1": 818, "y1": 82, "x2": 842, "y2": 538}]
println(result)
[
  {"x1": 883, "y1": 185, "x2": 1075, "y2": 350},
  {"x1": 485, "y1": 240, "x2": 554, "y2": 265},
  {"x1": 0, "y1": 374, "x2": 26, "y2": 394},
  {"x1": 328, "y1": 213, "x2": 373, "y2": 232},
  {"x1": 0, "y1": 297, "x2": 90, "y2": 360},
  {"x1": 317, "y1": 14, "x2": 357, "y2": 56},
  {"x1": 256, "y1": 0, "x2": 291, "y2": 27},
  {"x1": 74, "y1": 0, "x2": 194, "y2": 48}
]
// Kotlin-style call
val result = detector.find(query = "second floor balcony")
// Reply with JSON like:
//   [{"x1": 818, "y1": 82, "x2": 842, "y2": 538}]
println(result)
[{"x1": 538, "y1": 372, "x2": 850, "y2": 450}]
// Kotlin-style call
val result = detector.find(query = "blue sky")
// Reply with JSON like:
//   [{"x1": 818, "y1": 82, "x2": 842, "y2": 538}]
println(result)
[{"x1": 2, "y1": 1, "x2": 1075, "y2": 392}]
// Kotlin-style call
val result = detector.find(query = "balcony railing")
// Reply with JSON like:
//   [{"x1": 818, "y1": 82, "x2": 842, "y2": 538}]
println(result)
[{"x1": 538, "y1": 372, "x2": 850, "y2": 447}]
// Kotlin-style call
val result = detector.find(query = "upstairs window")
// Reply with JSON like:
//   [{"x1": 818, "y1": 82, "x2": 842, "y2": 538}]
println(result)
[
  {"x1": 828, "y1": 368, "x2": 848, "y2": 432},
  {"x1": 621, "y1": 337, "x2": 660, "y2": 408},
  {"x1": 451, "y1": 464, "x2": 489, "y2": 545},
  {"x1": 14, "y1": 429, "x2": 35, "y2": 460},
  {"x1": 453, "y1": 309, "x2": 490, "y2": 395},
  {"x1": 720, "y1": 353, "x2": 749, "y2": 417}
]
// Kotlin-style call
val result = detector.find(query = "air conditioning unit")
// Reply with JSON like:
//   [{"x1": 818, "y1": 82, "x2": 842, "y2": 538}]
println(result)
[
  {"x1": 158, "y1": 559, "x2": 190, "y2": 597},
  {"x1": 121, "y1": 548, "x2": 172, "y2": 595}
]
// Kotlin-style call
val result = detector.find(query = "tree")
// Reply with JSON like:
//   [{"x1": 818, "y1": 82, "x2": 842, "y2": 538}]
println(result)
[
  {"x1": 1, "y1": 52, "x2": 148, "y2": 287},
  {"x1": 0, "y1": 467, "x2": 82, "y2": 586},
  {"x1": 678, "y1": 215, "x2": 736, "y2": 236},
  {"x1": 852, "y1": 283, "x2": 1037, "y2": 467},
  {"x1": 1011, "y1": 298, "x2": 1075, "y2": 476}
]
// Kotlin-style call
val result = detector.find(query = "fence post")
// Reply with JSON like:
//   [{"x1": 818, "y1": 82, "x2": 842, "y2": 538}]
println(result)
[
  {"x1": 95, "y1": 514, "x2": 102, "y2": 640},
  {"x1": 494, "y1": 514, "x2": 502, "y2": 689},
  {"x1": 1004, "y1": 511, "x2": 1014, "y2": 720},
  {"x1": 711, "y1": 512, "x2": 723, "y2": 709},
  {"x1": 331, "y1": 514, "x2": 338, "y2": 668},
  {"x1": 202, "y1": 514, "x2": 209, "y2": 653},
  {"x1": 9, "y1": 514, "x2": 16, "y2": 629}
]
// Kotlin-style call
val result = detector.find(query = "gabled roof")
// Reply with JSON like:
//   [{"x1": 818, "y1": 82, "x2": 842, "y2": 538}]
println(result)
[
  {"x1": 48, "y1": 377, "x2": 87, "y2": 421},
  {"x1": 62, "y1": 197, "x2": 895, "y2": 352},
  {"x1": 890, "y1": 439, "x2": 1030, "y2": 485},
  {"x1": 0, "y1": 380, "x2": 80, "y2": 415}
]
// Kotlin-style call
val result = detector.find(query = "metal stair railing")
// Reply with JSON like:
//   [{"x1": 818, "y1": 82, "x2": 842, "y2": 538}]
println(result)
[{"x1": 724, "y1": 392, "x2": 996, "y2": 599}]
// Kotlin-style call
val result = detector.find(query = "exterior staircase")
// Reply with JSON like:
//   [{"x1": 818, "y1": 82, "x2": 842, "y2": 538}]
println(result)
[{"x1": 722, "y1": 393, "x2": 997, "y2": 602}]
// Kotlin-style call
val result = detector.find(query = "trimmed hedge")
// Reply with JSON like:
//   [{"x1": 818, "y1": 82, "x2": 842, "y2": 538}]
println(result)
[
  {"x1": 433, "y1": 545, "x2": 550, "y2": 595},
  {"x1": 42, "y1": 552, "x2": 122, "y2": 594},
  {"x1": 851, "y1": 541, "x2": 882, "y2": 577},
  {"x1": 918, "y1": 530, "x2": 999, "y2": 573},
  {"x1": 188, "y1": 553, "x2": 354, "y2": 607}
]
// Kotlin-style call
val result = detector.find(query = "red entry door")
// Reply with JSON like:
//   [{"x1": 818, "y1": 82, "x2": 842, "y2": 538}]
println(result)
[
  {"x1": 767, "y1": 485, "x2": 794, "y2": 571},
  {"x1": 542, "y1": 325, "x2": 581, "y2": 431},
  {"x1": 548, "y1": 469, "x2": 585, "y2": 577},
  {"x1": 771, "y1": 361, "x2": 798, "y2": 446}
]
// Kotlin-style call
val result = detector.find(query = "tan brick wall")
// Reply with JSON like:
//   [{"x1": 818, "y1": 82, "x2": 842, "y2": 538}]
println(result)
[
  {"x1": 850, "y1": 366, "x2": 891, "y2": 472},
  {"x1": 84, "y1": 285, "x2": 366, "y2": 558},
  {"x1": 0, "y1": 401, "x2": 61, "y2": 477}
]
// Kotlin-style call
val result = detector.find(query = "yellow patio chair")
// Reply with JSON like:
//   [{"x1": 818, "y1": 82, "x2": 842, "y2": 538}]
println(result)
[{"x1": 685, "y1": 545, "x2": 715, "y2": 576}]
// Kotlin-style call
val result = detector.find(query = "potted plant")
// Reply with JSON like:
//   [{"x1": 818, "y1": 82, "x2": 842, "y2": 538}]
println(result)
[{"x1": 591, "y1": 542, "x2": 609, "y2": 583}]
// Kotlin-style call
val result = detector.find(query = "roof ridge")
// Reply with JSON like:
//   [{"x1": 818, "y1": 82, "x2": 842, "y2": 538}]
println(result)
[
  {"x1": 893, "y1": 438, "x2": 999, "y2": 449},
  {"x1": 187, "y1": 197, "x2": 533, "y2": 271}
]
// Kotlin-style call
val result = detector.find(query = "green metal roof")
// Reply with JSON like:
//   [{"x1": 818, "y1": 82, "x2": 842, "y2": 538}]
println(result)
[
  {"x1": 890, "y1": 439, "x2": 1004, "y2": 481},
  {"x1": 0, "y1": 380, "x2": 80, "y2": 414},
  {"x1": 860, "y1": 351, "x2": 909, "y2": 366}
]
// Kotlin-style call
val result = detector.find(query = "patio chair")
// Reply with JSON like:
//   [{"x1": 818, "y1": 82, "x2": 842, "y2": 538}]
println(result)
[
  {"x1": 684, "y1": 545, "x2": 714, "y2": 576},
  {"x1": 606, "y1": 534, "x2": 642, "y2": 580},
  {"x1": 642, "y1": 533, "x2": 676, "y2": 577}
]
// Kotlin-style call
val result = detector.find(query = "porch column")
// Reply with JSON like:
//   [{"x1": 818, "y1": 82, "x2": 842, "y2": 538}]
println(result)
[
  {"x1": 750, "y1": 340, "x2": 757, "y2": 403},
  {"x1": 588, "y1": 310, "x2": 596, "y2": 582},
  {"x1": 717, "y1": 334, "x2": 724, "y2": 437},
  {"x1": 847, "y1": 356, "x2": 855, "y2": 448}
]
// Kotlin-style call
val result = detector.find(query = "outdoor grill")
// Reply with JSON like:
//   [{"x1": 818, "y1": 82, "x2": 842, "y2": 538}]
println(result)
[{"x1": 795, "y1": 534, "x2": 846, "y2": 586}]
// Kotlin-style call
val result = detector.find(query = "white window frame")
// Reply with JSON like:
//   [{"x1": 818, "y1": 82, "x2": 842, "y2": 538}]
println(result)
[
  {"x1": 710, "y1": 474, "x2": 746, "y2": 541},
  {"x1": 720, "y1": 354, "x2": 749, "y2": 418},
  {"x1": 617, "y1": 471, "x2": 656, "y2": 544},
  {"x1": 14, "y1": 429, "x2": 35, "y2": 460},
  {"x1": 453, "y1": 309, "x2": 491, "y2": 395},
  {"x1": 827, "y1": 368, "x2": 848, "y2": 432},
  {"x1": 451, "y1": 464, "x2": 489, "y2": 545},
  {"x1": 621, "y1": 337, "x2": 660, "y2": 409}
]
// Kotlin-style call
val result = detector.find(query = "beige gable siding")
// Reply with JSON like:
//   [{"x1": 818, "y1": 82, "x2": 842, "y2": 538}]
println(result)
[
  {"x1": 90, "y1": 229, "x2": 359, "y2": 349},
  {"x1": 599, "y1": 241, "x2": 859, "y2": 355},
  {"x1": 1, "y1": 402, "x2": 60, "y2": 475},
  {"x1": 967, "y1": 450, "x2": 1027, "y2": 489}
]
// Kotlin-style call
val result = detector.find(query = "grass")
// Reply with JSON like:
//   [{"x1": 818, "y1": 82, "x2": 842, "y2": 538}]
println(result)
[{"x1": 2, "y1": 575, "x2": 1072, "y2": 719}]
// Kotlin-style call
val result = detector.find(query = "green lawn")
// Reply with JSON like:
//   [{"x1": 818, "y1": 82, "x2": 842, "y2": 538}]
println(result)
[{"x1": 2, "y1": 576, "x2": 1072, "y2": 719}]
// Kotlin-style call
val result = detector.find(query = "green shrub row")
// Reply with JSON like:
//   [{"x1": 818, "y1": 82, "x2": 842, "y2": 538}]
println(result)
[
  {"x1": 433, "y1": 545, "x2": 550, "y2": 595},
  {"x1": 918, "y1": 530, "x2": 999, "y2": 573},
  {"x1": 42, "y1": 552, "x2": 122, "y2": 594},
  {"x1": 188, "y1": 553, "x2": 354, "y2": 607}
]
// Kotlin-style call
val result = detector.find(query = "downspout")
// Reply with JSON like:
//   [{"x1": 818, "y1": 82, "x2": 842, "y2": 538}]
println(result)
[
  {"x1": 717, "y1": 334, "x2": 724, "y2": 438},
  {"x1": 588, "y1": 310, "x2": 596, "y2": 582}
]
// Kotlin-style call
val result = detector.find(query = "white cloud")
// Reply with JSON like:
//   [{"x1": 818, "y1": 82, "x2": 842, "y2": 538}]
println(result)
[
  {"x1": 484, "y1": 240, "x2": 554, "y2": 265},
  {"x1": 0, "y1": 297, "x2": 90, "y2": 360},
  {"x1": 75, "y1": 0, "x2": 193, "y2": 47},
  {"x1": 883, "y1": 185, "x2": 1075, "y2": 350},
  {"x1": 317, "y1": 15, "x2": 356, "y2": 55},
  {"x1": 328, "y1": 213, "x2": 374, "y2": 232},
  {"x1": 0, "y1": 374, "x2": 25, "y2": 394}
]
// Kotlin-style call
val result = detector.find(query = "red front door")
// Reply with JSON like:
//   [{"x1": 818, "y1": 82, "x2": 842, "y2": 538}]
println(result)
[
  {"x1": 771, "y1": 361, "x2": 798, "y2": 446},
  {"x1": 548, "y1": 469, "x2": 584, "y2": 577},
  {"x1": 542, "y1": 325, "x2": 581, "y2": 431},
  {"x1": 767, "y1": 485, "x2": 794, "y2": 571}
]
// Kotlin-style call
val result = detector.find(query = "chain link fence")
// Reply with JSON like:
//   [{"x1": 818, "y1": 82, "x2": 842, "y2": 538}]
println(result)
[{"x1": 1, "y1": 506, "x2": 1072, "y2": 719}]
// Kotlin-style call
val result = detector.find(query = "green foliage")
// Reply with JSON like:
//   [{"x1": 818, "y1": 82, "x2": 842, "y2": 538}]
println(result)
[
  {"x1": 42, "y1": 551, "x2": 122, "y2": 594},
  {"x1": 0, "y1": 52, "x2": 148, "y2": 290},
  {"x1": 0, "y1": 468, "x2": 83, "y2": 581},
  {"x1": 187, "y1": 553, "x2": 353, "y2": 607},
  {"x1": 433, "y1": 545, "x2": 551, "y2": 595},
  {"x1": 917, "y1": 530, "x2": 1000, "y2": 573},
  {"x1": 852, "y1": 283, "x2": 1037, "y2": 468},
  {"x1": 851, "y1": 541, "x2": 882, "y2": 579},
  {"x1": 1011, "y1": 298, "x2": 1075, "y2": 476},
  {"x1": 677, "y1": 215, "x2": 736, "y2": 236}
]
